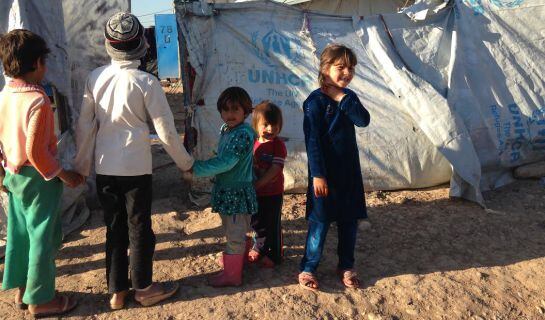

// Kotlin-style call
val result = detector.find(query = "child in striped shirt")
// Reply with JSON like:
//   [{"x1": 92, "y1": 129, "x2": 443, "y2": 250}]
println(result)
[{"x1": 249, "y1": 101, "x2": 287, "y2": 267}]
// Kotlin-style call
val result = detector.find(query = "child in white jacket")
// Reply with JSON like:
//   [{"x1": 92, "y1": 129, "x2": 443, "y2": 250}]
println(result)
[{"x1": 73, "y1": 12, "x2": 193, "y2": 310}]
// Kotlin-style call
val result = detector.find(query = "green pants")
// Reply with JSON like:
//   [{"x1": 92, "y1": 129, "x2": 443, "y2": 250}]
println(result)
[{"x1": 1, "y1": 166, "x2": 63, "y2": 305}]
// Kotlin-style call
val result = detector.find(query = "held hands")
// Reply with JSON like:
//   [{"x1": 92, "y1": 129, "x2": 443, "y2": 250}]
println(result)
[
  {"x1": 321, "y1": 84, "x2": 346, "y2": 102},
  {"x1": 58, "y1": 169, "x2": 85, "y2": 188},
  {"x1": 182, "y1": 167, "x2": 193, "y2": 182},
  {"x1": 313, "y1": 177, "x2": 328, "y2": 198}
]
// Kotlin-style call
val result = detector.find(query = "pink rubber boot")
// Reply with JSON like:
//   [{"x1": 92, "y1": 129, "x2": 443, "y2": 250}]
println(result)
[
  {"x1": 209, "y1": 253, "x2": 244, "y2": 287},
  {"x1": 217, "y1": 237, "x2": 253, "y2": 267}
]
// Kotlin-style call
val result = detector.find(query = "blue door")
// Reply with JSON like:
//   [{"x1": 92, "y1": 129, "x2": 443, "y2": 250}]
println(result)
[{"x1": 155, "y1": 14, "x2": 180, "y2": 79}]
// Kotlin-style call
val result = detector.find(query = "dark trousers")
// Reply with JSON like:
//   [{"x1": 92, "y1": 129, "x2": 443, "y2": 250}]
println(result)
[
  {"x1": 251, "y1": 194, "x2": 283, "y2": 264},
  {"x1": 299, "y1": 220, "x2": 357, "y2": 273},
  {"x1": 96, "y1": 174, "x2": 155, "y2": 293}
]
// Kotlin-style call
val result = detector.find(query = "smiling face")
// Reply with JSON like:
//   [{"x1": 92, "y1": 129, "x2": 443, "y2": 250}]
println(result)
[
  {"x1": 220, "y1": 101, "x2": 246, "y2": 128},
  {"x1": 318, "y1": 44, "x2": 357, "y2": 88},
  {"x1": 323, "y1": 60, "x2": 355, "y2": 88}
]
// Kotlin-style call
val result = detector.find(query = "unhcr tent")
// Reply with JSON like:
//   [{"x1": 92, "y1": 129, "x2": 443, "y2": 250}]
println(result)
[
  {"x1": 212, "y1": 0, "x2": 410, "y2": 16},
  {"x1": 176, "y1": 0, "x2": 545, "y2": 205},
  {"x1": 0, "y1": 0, "x2": 129, "y2": 242}
]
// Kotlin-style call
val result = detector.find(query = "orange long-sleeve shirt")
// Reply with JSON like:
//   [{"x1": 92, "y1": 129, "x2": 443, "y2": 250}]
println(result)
[{"x1": 0, "y1": 79, "x2": 61, "y2": 180}]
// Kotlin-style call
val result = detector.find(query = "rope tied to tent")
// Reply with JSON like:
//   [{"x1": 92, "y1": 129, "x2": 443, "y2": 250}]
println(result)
[{"x1": 378, "y1": 14, "x2": 413, "y2": 73}]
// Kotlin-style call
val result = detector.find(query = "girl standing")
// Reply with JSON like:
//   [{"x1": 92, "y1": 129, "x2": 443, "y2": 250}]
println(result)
[
  {"x1": 0, "y1": 29, "x2": 82, "y2": 317},
  {"x1": 190, "y1": 87, "x2": 257, "y2": 287},
  {"x1": 299, "y1": 44, "x2": 371, "y2": 291}
]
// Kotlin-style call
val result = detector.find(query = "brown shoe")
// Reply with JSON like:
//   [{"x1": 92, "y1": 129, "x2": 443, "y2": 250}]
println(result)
[
  {"x1": 134, "y1": 282, "x2": 179, "y2": 307},
  {"x1": 110, "y1": 290, "x2": 129, "y2": 310}
]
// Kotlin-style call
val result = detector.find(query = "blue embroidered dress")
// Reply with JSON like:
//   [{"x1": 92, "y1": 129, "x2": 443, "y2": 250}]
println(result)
[
  {"x1": 303, "y1": 88, "x2": 371, "y2": 223},
  {"x1": 193, "y1": 122, "x2": 257, "y2": 216}
]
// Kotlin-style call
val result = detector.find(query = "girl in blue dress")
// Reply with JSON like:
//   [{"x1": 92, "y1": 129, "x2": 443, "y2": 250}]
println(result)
[{"x1": 299, "y1": 44, "x2": 371, "y2": 291}]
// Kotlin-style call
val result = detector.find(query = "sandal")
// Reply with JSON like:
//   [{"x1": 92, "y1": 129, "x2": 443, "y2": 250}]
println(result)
[
  {"x1": 298, "y1": 272, "x2": 319, "y2": 292},
  {"x1": 337, "y1": 269, "x2": 360, "y2": 289},
  {"x1": 29, "y1": 295, "x2": 78, "y2": 319},
  {"x1": 134, "y1": 282, "x2": 179, "y2": 307},
  {"x1": 109, "y1": 290, "x2": 129, "y2": 310}
]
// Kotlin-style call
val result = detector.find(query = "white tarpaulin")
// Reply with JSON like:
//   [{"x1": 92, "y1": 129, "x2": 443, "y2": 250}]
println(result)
[
  {"x1": 218, "y1": 0, "x2": 411, "y2": 15},
  {"x1": 177, "y1": 0, "x2": 545, "y2": 205},
  {"x1": 63, "y1": 0, "x2": 131, "y2": 118},
  {"x1": 1, "y1": 0, "x2": 71, "y2": 103},
  {"x1": 295, "y1": 0, "x2": 410, "y2": 16}
]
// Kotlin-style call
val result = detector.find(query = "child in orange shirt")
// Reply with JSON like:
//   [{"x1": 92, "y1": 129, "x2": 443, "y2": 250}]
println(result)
[{"x1": 0, "y1": 29, "x2": 83, "y2": 317}]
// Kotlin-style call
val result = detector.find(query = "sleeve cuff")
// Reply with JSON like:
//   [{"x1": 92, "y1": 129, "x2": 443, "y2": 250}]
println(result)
[{"x1": 43, "y1": 166, "x2": 63, "y2": 181}]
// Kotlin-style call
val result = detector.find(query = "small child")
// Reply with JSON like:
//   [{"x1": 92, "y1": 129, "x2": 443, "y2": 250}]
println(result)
[
  {"x1": 0, "y1": 29, "x2": 82, "y2": 317},
  {"x1": 249, "y1": 101, "x2": 287, "y2": 267},
  {"x1": 189, "y1": 87, "x2": 257, "y2": 287},
  {"x1": 298, "y1": 44, "x2": 371, "y2": 291}
]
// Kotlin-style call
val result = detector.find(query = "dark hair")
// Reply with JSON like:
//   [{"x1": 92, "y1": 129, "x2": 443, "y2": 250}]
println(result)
[
  {"x1": 217, "y1": 86, "x2": 253, "y2": 115},
  {"x1": 318, "y1": 44, "x2": 357, "y2": 87},
  {"x1": 252, "y1": 101, "x2": 283, "y2": 133},
  {"x1": 0, "y1": 29, "x2": 50, "y2": 77}
]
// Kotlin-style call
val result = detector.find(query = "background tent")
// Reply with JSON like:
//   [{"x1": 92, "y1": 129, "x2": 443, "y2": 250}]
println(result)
[
  {"x1": 211, "y1": 0, "x2": 412, "y2": 16},
  {"x1": 176, "y1": 0, "x2": 545, "y2": 205}
]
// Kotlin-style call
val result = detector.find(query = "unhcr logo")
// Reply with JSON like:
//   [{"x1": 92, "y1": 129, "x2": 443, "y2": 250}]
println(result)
[
  {"x1": 250, "y1": 29, "x2": 303, "y2": 67},
  {"x1": 489, "y1": 0, "x2": 525, "y2": 8},
  {"x1": 463, "y1": 0, "x2": 524, "y2": 15}
]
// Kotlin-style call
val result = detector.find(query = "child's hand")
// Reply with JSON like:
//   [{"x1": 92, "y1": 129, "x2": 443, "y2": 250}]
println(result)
[
  {"x1": 58, "y1": 170, "x2": 85, "y2": 188},
  {"x1": 182, "y1": 169, "x2": 193, "y2": 182},
  {"x1": 322, "y1": 84, "x2": 346, "y2": 102},
  {"x1": 313, "y1": 177, "x2": 328, "y2": 197}
]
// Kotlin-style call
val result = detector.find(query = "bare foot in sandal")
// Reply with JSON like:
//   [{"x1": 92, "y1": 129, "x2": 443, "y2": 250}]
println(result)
[
  {"x1": 298, "y1": 272, "x2": 319, "y2": 292},
  {"x1": 110, "y1": 290, "x2": 129, "y2": 310},
  {"x1": 338, "y1": 269, "x2": 360, "y2": 289},
  {"x1": 14, "y1": 287, "x2": 27, "y2": 310},
  {"x1": 29, "y1": 294, "x2": 78, "y2": 319}
]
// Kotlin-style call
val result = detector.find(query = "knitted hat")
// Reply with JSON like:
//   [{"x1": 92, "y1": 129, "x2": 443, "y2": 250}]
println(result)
[{"x1": 104, "y1": 12, "x2": 148, "y2": 61}]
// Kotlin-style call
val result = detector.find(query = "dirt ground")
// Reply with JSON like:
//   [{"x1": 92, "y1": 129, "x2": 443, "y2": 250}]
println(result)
[
  {"x1": 2, "y1": 92, "x2": 545, "y2": 319},
  {"x1": 2, "y1": 149, "x2": 545, "y2": 319}
]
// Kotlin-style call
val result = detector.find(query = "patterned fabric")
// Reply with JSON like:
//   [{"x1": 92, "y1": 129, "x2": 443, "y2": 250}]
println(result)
[
  {"x1": 212, "y1": 184, "x2": 258, "y2": 217},
  {"x1": 193, "y1": 123, "x2": 257, "y2": 215}
]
